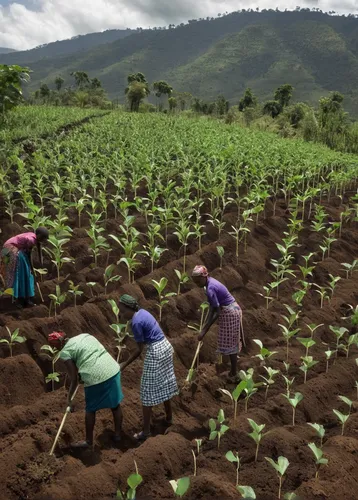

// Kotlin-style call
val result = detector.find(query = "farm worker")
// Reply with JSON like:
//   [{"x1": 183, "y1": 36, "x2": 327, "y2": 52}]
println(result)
[
  {"x1": 48, "y1": 331, "x2": 123, "y2": 449},
  {"x1": 0, "y1": 227, "x2": 49, "y2": 308},
  {"x1": 118, "y1": 294, "x2": 178, "y2": 441},
  {"x1": 191, "y1": 265, "x2": 245, "y2": 380}
]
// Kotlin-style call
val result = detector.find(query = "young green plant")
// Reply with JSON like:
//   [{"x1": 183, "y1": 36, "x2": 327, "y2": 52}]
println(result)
[
  {"x1": 0, "y1": 327, "x2": 26, "y2": 357},
  {"x1": 265, "y1": 456, "x2": 289, "y2": 500},
  {"x1": 247, "y1": 418, "x2": 268, "y2": 462}
]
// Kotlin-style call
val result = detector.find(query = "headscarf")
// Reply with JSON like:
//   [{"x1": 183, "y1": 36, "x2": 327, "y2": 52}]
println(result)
[
  {"x1": 192, "y1": 265, "x2": 209, "y2": 277},
  {"x1": 119, "y1": 294, "x2": 139, "y2": 311},
  {"x1": 48, "y1": 331, "x2": 66, "y2": 344}
]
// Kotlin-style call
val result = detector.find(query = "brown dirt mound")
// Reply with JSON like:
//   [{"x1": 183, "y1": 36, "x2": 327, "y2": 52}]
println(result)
[{"x1": 1, "y1": 196, "x2": 358, "y2": 500}]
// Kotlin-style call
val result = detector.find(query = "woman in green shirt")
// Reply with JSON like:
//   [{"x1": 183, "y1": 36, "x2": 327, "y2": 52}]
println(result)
[{"x1": 48, "y1": 331, "x2": 123, "y2": 449}]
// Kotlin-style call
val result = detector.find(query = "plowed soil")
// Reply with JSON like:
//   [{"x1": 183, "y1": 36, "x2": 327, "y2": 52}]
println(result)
[{"x1": 0, "y1": 195, "x2": 357, "y2": 500}]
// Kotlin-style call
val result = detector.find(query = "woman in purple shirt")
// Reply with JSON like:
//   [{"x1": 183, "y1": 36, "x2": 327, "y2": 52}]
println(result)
[
  {"x1": 118, "y1": 294, "x2": 178, "y2": 441},
  {"x1": 192, "y1": 265, "x2": 245, "y2": 379}
]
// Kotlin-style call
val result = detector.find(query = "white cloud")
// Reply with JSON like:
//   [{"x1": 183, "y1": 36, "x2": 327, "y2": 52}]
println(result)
[{"x1": 0, "y1": 0, "x2": 357, "y2": 50}]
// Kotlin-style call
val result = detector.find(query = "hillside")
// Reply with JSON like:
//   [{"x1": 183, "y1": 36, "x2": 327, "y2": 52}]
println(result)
[
  {"x1": 0, "y1": 48, "x2": 16, "y2": 54},
  {"x1": 1, "y1": 10, "x2": 358, "y2": 114},
  {"x1": 0, "y1": 29, "x2": 134, "y2": 64}
]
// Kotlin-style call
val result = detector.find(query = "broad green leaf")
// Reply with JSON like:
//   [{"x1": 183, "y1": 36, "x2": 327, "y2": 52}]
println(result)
[
  {"x1": 127, "y1": 473, "x2": 143, "y2": 490},
  {"x1": 233, "y1": 380, "x2": 247, "y2": 401},
  {"x1": 237, "y1": 485, "x2": 256, "y2": 499},
  {"x1": 225, "y1": 451, "x2": 239, "y2": 463}
]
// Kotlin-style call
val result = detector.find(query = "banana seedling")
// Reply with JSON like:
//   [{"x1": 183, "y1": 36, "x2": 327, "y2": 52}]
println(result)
[
  {"x1": 308, "y1": 443, "x2": 328, "y2": 480},
  {"x1": 48, "y1": 285, "x2": 67, "y2": 317},
  {"x1": 329, "y1": 325, "x2": 348, "y2": 358},
  {"x1": 260, "y1": 367, "x2": 280, "y2": 400},
  {"x1": 257, "y1": 285, "x2": 275, "y2": 309},
  {"x1": 300, "y1": 356, "x2": 319, "y2": 384},
  {"x1": 339, "y1": 333, "x2": 358, "y2": 358},
  {"x1": 216, "y1": 245, "x2": 225, "y2": 269},
  {"x1": 333, "y1": 408, "x2": 350, "y2": 435},
  {"x1": 219, "y1": 380, "x2": 247, "y2": 422},
  {"x1": 174, "y1": 269, "x2": 190, "y2": 295},
  {"x1": 103, "y1": 265, "x2": 121, "y2": 294},
  {"x1": 239, "y1": 368, "x2": 263, "y2": 412},
  {"x1": 265, "y1": 456, "x2": 289, "y2": 500},
  {"x1": 41, "y1": 345, "x2": 61, "y2": 391},
  {"x1": 68, "y1": 280, "x2": 83, "y2": 307},
  {"x1": 305, "y1": 323, "x2": 324, "y2": 339},
  {"x1": 0, "y1": 327, "x2": 26, "y2": 357},
  {"x1": 247, "y1": 418, "x2": 268, "y2": 462},
  {"x1": 324, "y1": 349, "x2": 336, "y2": 372},
  {"x1": 252, "y1": 339, "x2": 278, "y2": 365},
  {"x1": 282, "y1": 392, "x2": 303, "y2": 426},
  {"x1": 152, "y1": 277, "x2": 176, "y2": 322},
  {"x1": 314, "y1": 285, "x2": 329, "y2": 309},
  {"x1": 297, "y1": 337, "x2": 316, "y2": 357},
  {"x1": 169, "y1": 477, "x2": 190, "y2": 497},
  {"x1": 226, "y1": 451, "x2": 240, "y2": 486},
  {"x1": 116, "y1": 461, "x2": 143, "y2": 500},
  {"x1": 307, "y1": 423, "x2": 325, "y2": 447},
  {"x1": 282, "y1": 374, "x2": 295, "y2": 397},
  {"x1": 209, "y1": 409, "x2": 229, "y2": 449},
  {"x1": 237, "y1": 486, "x2": 256, "y2": 499}
]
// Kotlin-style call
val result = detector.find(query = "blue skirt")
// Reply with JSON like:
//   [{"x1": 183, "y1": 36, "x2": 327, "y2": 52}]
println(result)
[
  {"x1": 84, "y1": 372, "x2": 123, "y2": 412},
  {"x1": 14, "y1": 251, "x2": 35, "y2": 299}
]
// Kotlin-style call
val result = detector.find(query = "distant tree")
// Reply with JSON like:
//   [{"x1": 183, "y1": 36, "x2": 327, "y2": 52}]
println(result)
[
  {"x1": 39, "y1": 83, "x2": 50, "y2": 100},
  {"x1": 90, "y1": 77, "x2": 102, "y2": 89},
  {"x1": 216, "y1": 94, "x2": 229, "y2": 115},
  {"x1": 174, "y1": 91, "x2": 193, "y2": 111},
  {"x1": 192, "y1": 97, "x2": 202, "y2": 113},
  {"x1": 153, "y1": 80, "x2": 173, "y2": 109},
  {"x1": 239, "y1": 88, "x2": 257, "y2": 111},
  {"x1": 127, "y1": 72, "x2": 147, "y2": 84},
  {"x1": 168, "y1": 97, "x2": 177, "y2": 112},
  {"x1": 0, "y1": 64, "x2": 31, "y2": 113},
  {"x1": 274, "y1": 84, "x2": 294, "y2": 107},
  {"x1": 54, "y1": 76, "x2": 64, "y2": 91},
  {"x1": 286, "y1": 102, "x2": 309, "y2": 128},
  {"x1": 71, "y1": 71, "x2": 90, "y2": 89},
  {"x1": 125, "y1": 73, "x2": 150, "y2": 112},
  {"x1": 263, "y1": 100, "x2": 283, "y2": 118}
]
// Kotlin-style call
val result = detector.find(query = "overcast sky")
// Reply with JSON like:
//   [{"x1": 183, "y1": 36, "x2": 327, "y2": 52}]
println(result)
[{"x1": 0, "y1": 0, "x2": 357, "y2": 51}]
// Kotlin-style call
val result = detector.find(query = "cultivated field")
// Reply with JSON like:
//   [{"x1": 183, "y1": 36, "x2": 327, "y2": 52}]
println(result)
[{"x1": 0, "y1": 110, "x2": 358, "y2": 500}]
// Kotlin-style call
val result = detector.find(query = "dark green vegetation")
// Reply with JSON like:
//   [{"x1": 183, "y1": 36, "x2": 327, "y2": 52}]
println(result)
[
  {"x1": 1, "y1": 10, "x2": 358, "y2": 115},
  {"x1": 0, "y1": 48, "x2": 16, "y2": 55}
]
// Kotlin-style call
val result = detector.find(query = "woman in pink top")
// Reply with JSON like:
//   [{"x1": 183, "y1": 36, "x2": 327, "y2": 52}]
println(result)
[
  {"x1": 0, "y1": 227, "x2": 49, "y2": 307},
  {"x1": 192, "y1": 265, "x2": 245, "y2": 380}
]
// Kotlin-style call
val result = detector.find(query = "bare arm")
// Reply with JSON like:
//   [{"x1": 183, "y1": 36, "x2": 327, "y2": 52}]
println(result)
[
  {"x1": 199, "y1": 305, "x2": 220, "y2": 340},
  {"x1": 120, "y1": 342, "x2": 143, "y2": 371},
  {"x1": 65, "y1": 359, "x2": 78, "y2": 407}
]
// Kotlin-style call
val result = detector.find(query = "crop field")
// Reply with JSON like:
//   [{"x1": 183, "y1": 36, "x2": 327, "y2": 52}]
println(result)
[{"x1": 0, "y1": 110, "x2": 358, "y2": 500}]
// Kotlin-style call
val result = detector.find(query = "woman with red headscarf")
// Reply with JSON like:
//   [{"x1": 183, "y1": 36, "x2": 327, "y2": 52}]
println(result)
[
  {"x1": 48, "y1": 331, "x2": 123, "y2": 449},
  {"x1": 191, "y1": 265, "x2": 245, "y2": 380}
]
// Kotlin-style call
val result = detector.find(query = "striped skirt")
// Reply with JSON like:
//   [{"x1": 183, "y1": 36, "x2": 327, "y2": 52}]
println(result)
[
  {"x1": 140, "y1": 338, "x2": 178, "y2": 407},
  {"x1": 217, "y1": 302, "x2": 242, "y2": 355}
]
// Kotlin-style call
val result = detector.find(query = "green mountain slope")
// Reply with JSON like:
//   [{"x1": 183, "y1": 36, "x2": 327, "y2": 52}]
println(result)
[
  {"x1": 0, "y1": 29, "x2": 134, "y2": 64},
  {"x1": 0, "y1": 48, "x2": 16, "y2": 54},
  {"x1": 1, "y1": 10, "x2": 358, "y2": 114}
]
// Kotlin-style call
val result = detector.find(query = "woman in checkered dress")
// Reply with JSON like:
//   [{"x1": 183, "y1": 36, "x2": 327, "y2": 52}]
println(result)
[
  {"x1": 118, "y1": 294, "x2": 178, "y2": 441},
  {"x1": 192, "y1": 265, "x2": 245, "y2": 380}
]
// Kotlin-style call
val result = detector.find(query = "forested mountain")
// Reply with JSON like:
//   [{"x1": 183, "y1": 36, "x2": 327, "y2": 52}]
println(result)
[
  {"x1": 1, "y1": 10, "x2": 358, "y2": 114},
  {"x1": 0, "y1": 48, "x2": 16, "y2": 54},
  {"x1": 0, "y1": 29, "x2": 134, "y2": 64}
]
